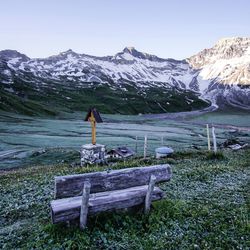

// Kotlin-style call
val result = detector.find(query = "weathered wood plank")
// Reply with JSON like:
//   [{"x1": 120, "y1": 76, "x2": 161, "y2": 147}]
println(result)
[
  {"x1": 55, "y1": 164, "x2": 171, "y2": 199},
  {"x1": 144, "y1": 175, "x2": 156, "y2": 213},
  {"x1": 51, "y1": 185, "x2": 165, "y2": 224},
  {"x1": 80, "y1": 182, "x2": 91, "y2": 230}
]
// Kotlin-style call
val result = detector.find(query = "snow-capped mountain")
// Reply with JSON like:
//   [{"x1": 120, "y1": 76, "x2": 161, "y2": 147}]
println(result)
[
  {"x1": 0, "y1": 37, "x2": 249, "y2": 115},
  {"x1": 188, "y1": 37, "x2": 250, "y2": 109},
  {"x1": 1, "y1": 47, "x2": 195, "y2": 89},
  {"x1": 188, "y1": 37, "x2": 250, "y2": 86}
]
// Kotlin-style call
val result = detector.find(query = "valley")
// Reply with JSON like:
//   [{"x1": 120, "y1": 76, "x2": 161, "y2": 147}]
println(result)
[
  {"x1": 0, "y1": 110, "x2": 249, "y2": 170},
  {"x1": 0, "y1": 36, "x2": 250, "y2": 170}
]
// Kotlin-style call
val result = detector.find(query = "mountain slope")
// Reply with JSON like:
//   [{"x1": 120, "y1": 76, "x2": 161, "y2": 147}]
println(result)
[
  {"x1": 188, "y1": 37, "x2": 250, "y2": 110},
  {"x1": 0, "y1": 37, "x2": 249, "y2": 115}
]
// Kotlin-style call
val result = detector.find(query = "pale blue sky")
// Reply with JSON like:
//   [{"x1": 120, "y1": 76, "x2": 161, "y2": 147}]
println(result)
[{"x1": 1, "y1": 0, "x2": 249, "y2": 59}]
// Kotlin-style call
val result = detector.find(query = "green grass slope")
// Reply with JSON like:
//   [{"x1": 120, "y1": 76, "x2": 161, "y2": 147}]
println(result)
[
  {"x1": 0, "y1": 149, "x2": 249, "y2": 249},
  {"x1": 0, "y1": 78, "x2": 210, "y2": 116}
]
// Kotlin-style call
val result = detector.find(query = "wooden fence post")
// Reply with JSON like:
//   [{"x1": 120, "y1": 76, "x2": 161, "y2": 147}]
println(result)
[
  {"x1": 206, "y1": 124, "x2": 211, "y2": 151},
  {"x1": 144, "y1": 135, "x2": 147, "y2": 159},
  {"x1": 145, "y1": 175, "x2": 156, "y2": 213},
  {"x1": 135, "y1": 136, "x2": 138, "y2": 154},
  {"x1": 80, "y1": 181, "x2": 91, "y2": 230},
  {"x1": 212, "y1": 126, "x2": 217, "y2": 153}
]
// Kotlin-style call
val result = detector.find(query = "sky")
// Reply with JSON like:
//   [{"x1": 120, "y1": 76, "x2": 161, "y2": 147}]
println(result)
[{"x1": 1, "y1": 0, "x2": 250, "y2": 59}]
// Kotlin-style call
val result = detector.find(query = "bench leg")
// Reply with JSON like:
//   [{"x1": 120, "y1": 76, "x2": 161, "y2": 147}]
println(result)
[
  {"x1": 80, "y1": 181, "x2": 91, "y2": 230},
  {"x1": 144, "y1": 175, "x2": 156, "y2": 214}
]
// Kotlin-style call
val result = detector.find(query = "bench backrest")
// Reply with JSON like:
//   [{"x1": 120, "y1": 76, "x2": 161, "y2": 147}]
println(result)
[{"x1": 55, "y1": 164, "x2": 171, "y2": 199}]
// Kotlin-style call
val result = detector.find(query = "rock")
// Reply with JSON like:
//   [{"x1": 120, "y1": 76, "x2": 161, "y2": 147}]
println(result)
[
  {"x1": 220, "y1": 138, "x2": 241, "y2": 148},
  {"x1": 220, "y1": 138, "x2": 249, "y2": 150},
  {"x1": 31, "y1": 149, "x2": 46, "y2": 157},
  {"x1": 228, "y1": 143, "x2": 248, "y2": 151}
]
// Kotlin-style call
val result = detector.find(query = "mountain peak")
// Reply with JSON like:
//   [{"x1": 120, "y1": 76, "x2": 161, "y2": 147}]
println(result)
[
  {"x1": 216, "y1": 37, "x2": 250, "y2": 45},
  {"x1": 122, "y1": 47, "x2": 148, "y2": 57},
  {"x1": 123, "y1": 47, "x2": 136, "y2": 54},
  {"x1": 188, "y1": 36, "x2": 250, "y2": 68},
  {"x1": 0, "y1": 49, "x2": 30, "y2": 61},
  {"x1": 60, "y1": 49, "x2": 76, "y2": 55},
  {"x1": 115, "y1": 47, "x2": 175, "y2": 63}
]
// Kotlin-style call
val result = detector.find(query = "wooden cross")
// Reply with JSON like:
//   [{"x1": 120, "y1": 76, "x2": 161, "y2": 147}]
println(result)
[
  {"x1": 89, "y1": 112, "x2": 96, "y2": 145},
  {"x1": 84, "y1": 108, "x2": 103, "y2": 145}
]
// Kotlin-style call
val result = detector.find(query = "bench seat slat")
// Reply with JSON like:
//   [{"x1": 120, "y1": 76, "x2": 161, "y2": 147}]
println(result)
[
  {"x1": 55, "y1": 164, "x2": 171, "y2": 199},
  {"x1": 51, "y1": 185, "x2": 165, "y2": 224}
]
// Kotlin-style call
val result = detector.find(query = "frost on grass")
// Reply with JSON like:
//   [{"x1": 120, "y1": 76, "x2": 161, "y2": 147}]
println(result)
[
  {"x1": 167, "y1": 169, "x2": 249, "y2": 205},
  {"x1": 0, "y1": 150, "x2": 249, "y2": 249}
]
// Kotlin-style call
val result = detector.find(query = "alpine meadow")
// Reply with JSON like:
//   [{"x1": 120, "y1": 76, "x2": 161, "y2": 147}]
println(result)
[{"x1": 0, "y1": 1, "x2": 249, "y2": 249}]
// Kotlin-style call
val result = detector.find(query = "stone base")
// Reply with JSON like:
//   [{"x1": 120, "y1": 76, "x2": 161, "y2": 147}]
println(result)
[{"x1": 80, "y1": 144, "x2": 106, "y2": 166}]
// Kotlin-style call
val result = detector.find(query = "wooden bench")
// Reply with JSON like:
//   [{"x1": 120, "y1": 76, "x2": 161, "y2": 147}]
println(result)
[{"x1": 50, "y1": 164, "x2": 172, "y2": 229}]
